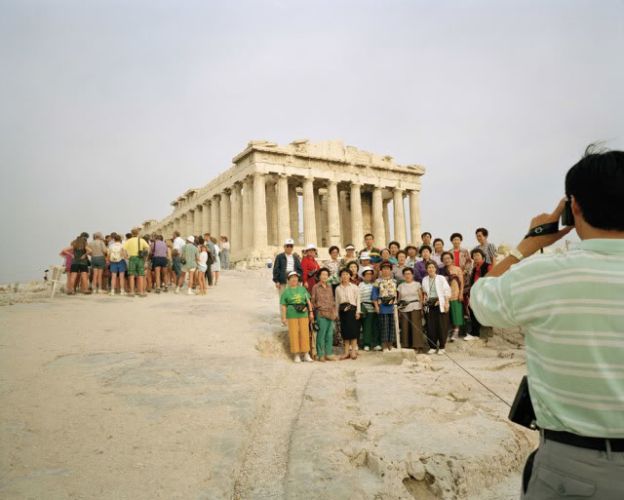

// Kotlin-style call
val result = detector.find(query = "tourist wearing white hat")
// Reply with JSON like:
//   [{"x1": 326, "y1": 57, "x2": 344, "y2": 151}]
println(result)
[
  {"x1": 340, "y1": 244, "x2": 357, "y2": 267},
  {"x1": 301, "y1": 243, "x2": 320, "y2": 293},
  {"x1": 280, "y1": 271, "x2": 314, "y2": 363},
  {"x1": 359, "y1": 266, "x2": 381, "y2": 351},
  {"x1": 358, "y1": 251, "x2": 374, "y2": 280},
  {"x1": 272, "y1": 239, "x2": 303, "y2": 309},
  {"x1": 178, "y1": 235, "x2": 199, "y2": 295}
]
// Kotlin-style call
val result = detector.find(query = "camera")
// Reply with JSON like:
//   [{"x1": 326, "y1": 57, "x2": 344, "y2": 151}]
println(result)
[{"x1": 561, "y1": 197, "x2": 575, "y2": 226}]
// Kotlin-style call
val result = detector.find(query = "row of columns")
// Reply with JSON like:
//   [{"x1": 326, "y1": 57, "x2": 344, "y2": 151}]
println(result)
[{"x1": 156, "y1": 173, "x2": 421, "y2": 255}]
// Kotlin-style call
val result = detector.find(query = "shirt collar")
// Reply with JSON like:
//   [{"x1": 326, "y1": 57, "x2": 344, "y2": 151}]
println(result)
[{"x1": 578, "y1": 238, "x2": 624, "y2": 254}]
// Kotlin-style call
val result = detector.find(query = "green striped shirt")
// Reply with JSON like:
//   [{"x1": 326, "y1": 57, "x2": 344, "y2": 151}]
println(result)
[{"x1": 471, "y1": 239, "x2": 624, "y2": 438}]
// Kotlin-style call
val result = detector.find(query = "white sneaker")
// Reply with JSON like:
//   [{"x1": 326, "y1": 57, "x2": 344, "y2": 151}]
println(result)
[
  {"x1": 293, "y1": 354, "x2": 301, "y2": 363},
  {"x1": 303, "y1": 353, "x2": 313, "y2": 362},
  {"x1": 373, "y1": 345, "x2": 382, "y2": 351},
  {"x1": 427, "y1": 348, "x2": 437, "y2": 354},
  {"x1": 187, "y1": 289, "x2": 195, "y2": 295},
  {"x1": 109, "y1": 290, "x2": 115, "y2": 296},
  {"x1": 464, "y1": 334, "x2": 475, "y2": 341},
  {"x1": 438, "y1": 349, "x2": 446, "y2": 354},
  {"x1": 175, "y1": 286, "x2": 180, "y2": 294},
  {"x1": 364, "y1": 346, "x2": 370, "y2": 352},
  {"x1": 120, "y1": 291, "x2": 126, "y2": 296}
]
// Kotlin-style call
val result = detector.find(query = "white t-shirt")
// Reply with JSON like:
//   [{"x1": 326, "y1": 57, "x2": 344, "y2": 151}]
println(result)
[
  {"x1": 173, "y1": 237, "x2": 185, "y2": 252},
  {"x1": 286, "y1": 254, "x2": 295, "y2": 273},
  {"x1": 109, "y1": 242, "x2": 123, "y2": 263}
]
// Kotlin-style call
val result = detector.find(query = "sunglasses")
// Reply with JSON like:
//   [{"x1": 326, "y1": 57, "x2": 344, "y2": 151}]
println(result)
[{"x1": 285, "y1": 244, "x2": 294, "y2": 248}]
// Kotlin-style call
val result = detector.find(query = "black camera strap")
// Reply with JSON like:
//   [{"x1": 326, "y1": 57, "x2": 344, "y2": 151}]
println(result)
[{"x1": 524, "y1": 221, "x2": 560, "y2": 239}]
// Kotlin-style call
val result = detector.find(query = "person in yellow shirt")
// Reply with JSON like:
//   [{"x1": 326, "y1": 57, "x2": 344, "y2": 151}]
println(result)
[{"x1": 123, "y1": 228, "x2": 149, "y2": 297}]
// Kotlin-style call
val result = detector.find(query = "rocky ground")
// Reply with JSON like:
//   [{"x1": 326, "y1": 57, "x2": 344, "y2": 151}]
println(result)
[{"x1": 0, "y1": 269, "x2": 535, "y2": 499}]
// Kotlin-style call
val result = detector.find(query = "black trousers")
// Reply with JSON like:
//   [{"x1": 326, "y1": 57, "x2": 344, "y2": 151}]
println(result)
[
  {"x1": 205, "y1": 261, "x2": 213, "y2": 286},
  {"x1": 469, "y1": 306, "x2": 481, "y2": 336},
  {"x1": 426, "y1": 308, "x2": 449, "y2": 349}
]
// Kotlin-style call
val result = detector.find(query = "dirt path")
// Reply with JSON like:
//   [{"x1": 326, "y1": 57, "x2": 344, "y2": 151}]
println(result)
[{"x1": 0, "y1": 269, "x2": 535, "y2": 499}]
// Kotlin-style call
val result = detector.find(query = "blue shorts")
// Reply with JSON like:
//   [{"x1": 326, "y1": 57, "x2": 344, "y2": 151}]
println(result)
[{"x1": 110, "y1": 261, "x2": 127, "y2": 274}]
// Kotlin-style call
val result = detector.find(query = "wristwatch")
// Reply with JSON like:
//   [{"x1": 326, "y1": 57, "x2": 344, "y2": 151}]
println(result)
[{"x1": 509, "y1": 247, "x2": 525, "y2": 261}]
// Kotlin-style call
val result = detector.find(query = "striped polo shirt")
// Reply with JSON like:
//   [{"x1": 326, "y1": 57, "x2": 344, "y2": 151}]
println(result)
[{"x1": 470, "y1": 239, "x2": 624, "y2": 438}]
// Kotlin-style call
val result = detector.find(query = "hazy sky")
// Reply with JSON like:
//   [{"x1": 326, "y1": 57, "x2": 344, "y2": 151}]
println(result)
[{"x1": 1, "y1": 0, "x2": 623, "y2": 282}]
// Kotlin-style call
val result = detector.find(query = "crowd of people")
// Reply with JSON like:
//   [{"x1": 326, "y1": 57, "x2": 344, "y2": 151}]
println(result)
[
  {"x1": 274, "y1": 229, "x2": 498, "y2": 362},
  {"x1": 60, "y1": 229, "x2": 230, "y2": 296}
]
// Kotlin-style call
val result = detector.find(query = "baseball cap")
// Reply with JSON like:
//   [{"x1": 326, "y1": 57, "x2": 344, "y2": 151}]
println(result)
[
  {"x1": 360, "y1": 266, "x2": 374, "y2": 275},
  {"x1": 187, "y1": 235, "x2": 195, "y2": 243},
  {"x1": 360, "y1": 251, "x2": 371, "y2": 261},
  {"x1": 345, "y1": 244, "x2": 355, "y2": 250},
  {"x1": 305, "y1": 243, "x2": 317, "y2": 251},
  {"x1": 284, "y1": 238, "x2": 295, "y2": 246}
]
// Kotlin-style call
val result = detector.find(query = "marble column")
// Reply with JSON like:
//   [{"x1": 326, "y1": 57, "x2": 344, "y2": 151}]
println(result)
[
  {"x1": 314, "y1": 187, "x2": 322, "y2": 246},
  {"x1": 194, "y1": 206, "x2": 202, "y2": 235},
  {"x1": 350, "y1": 183, "x2": 364, "y2": 249},
  {"x1": 320, "y1": 192, "x2": 329, "y2": 247},
  {"x1": 174, "y1": 217, "x2": 180, "y2": 234},
  {"x1": 362, "y1": 192, "x2": 372, "y2": 237},
  {"x1": 288, "y1": 183, "x2": 299, "y2": 243},
  {"x1": 339, "y1": 190, "x2": 352, "y2": 245},
  {"x1": 201, "y1": 201, "x2": 210, "y2": 234},
  {"x1": 220, "y1": 190, "x2": 231, "y2": 239},
  {"x1": 393, "y1": 188, "x2": 406, "y2": 246},
  {"x1": 230, "y1": 183, "x2": 242, "y2": 252},
  {"x1": 276, "y1": 174, "x2": 291, "y2": 245},
  {"x1": 326, "y1": 180, "x2": 341, "y2": 246},
  {"x1": 372, "y1": 187, "x2": 386, "y2": 248},
  {"x1": 211, "y1": 196, "x2": 220, "y2": 239},
  {"x1": 242, "y1": 177, "x2": 253, "y2": 249},
  {"x1": 266, "y1": 180, "x2": 278, "y2": 246},
  {"x1": 252, "y1": 172, "x2": 268, "y2": 250},
  {"x1": 302, "y1": 176, "x2": 317, "y2": 246},
  {"x1": 409, "y1": 189, "x2": 421, "y2": 245},
  {"x1": 383, "y1": 200, "x2": 391, "y2": 244}
]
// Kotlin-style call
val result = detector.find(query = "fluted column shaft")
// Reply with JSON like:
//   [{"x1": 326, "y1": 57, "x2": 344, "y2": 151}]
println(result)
[
  {"x1": 383, "y1": 200, "x2": 391, "y2": 244},
  {"x1": 288, "y1": 184, "x2": 299, "y2": 243},
  {"x1": 210, "y1": 196, "x2": 220, "y2": 239},
  {"x1": 276, "y1": 175, "x2": 291, "y2": 245},
  {"x1": 393, "y1": 188, "x2": 406, "y2": 245},
  {"x1": 409, "y1": 189, "x2": 421, "y2": 245},
  {"x1": 350, "y1": 183, "x2": 364, "y2": 249},
  {"x1": 326, "y1": 180, "x2": 341, "y2": 246},
  {"x1": 220, "y1": 191, "x2": 231, "y2": 238},
  {"x1": 242, "y1": 178, "x2": 253, "y2": 249},
  {"x1": 372, "y1": 187, "x2": 386, "y2": 247},
  {"x1": 201, "y1": 201, "x2": 210, "y2": 234},
  {"x1": 193, "y1": 207, "x2": 202, "y2": 235},
  {"x1": 302, "y1": 177, "x2": 317, "y2": 245},
  {"x1": 253, "y1": 172, "x2": 268, "y2": 250},
  {"x1": 230, "y1": 184, "x2": 242, "y2": 252}
]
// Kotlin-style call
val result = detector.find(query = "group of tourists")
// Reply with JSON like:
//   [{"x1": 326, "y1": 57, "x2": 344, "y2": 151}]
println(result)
[
  {"x1": 274, "y1": 229, "x2": 497, "y2": 363},
  {"x1": 60, "y1": 229, "x2": 230, "y2": 296}
]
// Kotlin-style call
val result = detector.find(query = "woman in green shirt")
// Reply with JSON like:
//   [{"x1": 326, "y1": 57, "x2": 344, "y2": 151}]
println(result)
[{"x1": 280, "y1": 271, "x2": 314, "y2": 363}]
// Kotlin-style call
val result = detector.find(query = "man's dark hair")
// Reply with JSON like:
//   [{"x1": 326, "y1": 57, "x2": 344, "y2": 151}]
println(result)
[
  {"x1": 565, "y1": 145, "x2": 624, "y2": 231},
  {"x1": 441, "y1": 251, "x2": 453, "y2": 261},
  {"x1": 397, "y1": 250, "x2": 407, "y2": 257},
  {"x1": 364, "y1": 233, "x2": 374, "y2": 239},
  {"x1": 419, "y1": 245, "x2": 432, "y2": 255},
  {"x1": 433, "y1": 238, "x2": 443, "y2": 246},
  {"x1": 328, "y1": 245, "x2": 339, "y2": 254},
  {"x1": 450, "y1": 232, "x2": 463, "y2": 241},
  {"x1": 471, "y1": 248, "x2": 486, "y2": 259},
  {"x1": 388, "y1": 240, "x2": 400, "y2": 249},
  {"x1": 421, "y1": 232, "x2": 432, "y2": 239},
  {"x1": 475, "y1": 227, "x2": 489, "y2": 237}
]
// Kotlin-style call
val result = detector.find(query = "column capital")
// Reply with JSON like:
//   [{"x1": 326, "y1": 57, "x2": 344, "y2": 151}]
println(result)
[{"x1": 393, "y1": 186, "x2": 405, "y2": 193}]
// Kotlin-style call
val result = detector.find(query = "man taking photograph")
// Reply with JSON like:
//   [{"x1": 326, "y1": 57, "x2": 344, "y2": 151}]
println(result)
[{"x1": 471, "y1": 147, "x2": 624, "y2": 499}]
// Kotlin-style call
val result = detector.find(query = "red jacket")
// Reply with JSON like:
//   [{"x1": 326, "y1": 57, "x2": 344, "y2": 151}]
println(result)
[{"x1": 301, "y1": 256, "x2": 320, "y2": 291}]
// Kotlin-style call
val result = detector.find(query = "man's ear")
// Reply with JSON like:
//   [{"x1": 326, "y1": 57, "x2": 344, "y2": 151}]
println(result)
[{"x1": 571, "y1": 196, "x2": 583, "y2": 217}]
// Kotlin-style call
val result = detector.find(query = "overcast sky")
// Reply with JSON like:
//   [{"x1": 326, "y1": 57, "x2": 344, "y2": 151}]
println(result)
[{"x1": 1, "y1": 0, "x2": 623, "y2": 282}]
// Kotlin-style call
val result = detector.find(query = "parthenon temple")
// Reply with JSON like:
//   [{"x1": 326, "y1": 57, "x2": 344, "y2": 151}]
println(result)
[{"x1": 140, "y1": 140, "x2": 425, "y2": 263}]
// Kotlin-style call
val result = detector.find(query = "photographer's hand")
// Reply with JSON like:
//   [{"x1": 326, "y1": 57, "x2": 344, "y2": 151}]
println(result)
[
  {"x1": 517, "y1": 198, "x2": 574, "y2": 258},
  {"x1": 487, "y1": 198, "x2": 573, "y2": 278}
]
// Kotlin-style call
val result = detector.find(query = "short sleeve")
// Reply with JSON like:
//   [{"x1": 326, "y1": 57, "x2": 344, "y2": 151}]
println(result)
[
  {"x1": 470, "y1": 274, "x2": 519, "y2": 328},
  {"x1": 279, "y1": 289, "x2": 288, "y2": 305}
]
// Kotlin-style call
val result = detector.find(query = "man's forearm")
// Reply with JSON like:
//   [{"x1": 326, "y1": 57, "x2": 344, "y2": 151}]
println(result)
[{"x1": 486, "y1": 255, "x2": 520, "y2": 278}]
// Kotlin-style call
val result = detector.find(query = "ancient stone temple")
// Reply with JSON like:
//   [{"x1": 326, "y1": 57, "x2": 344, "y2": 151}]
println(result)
[{"x1": 140, "y1": 140, "x2": 425, "y2": 264}]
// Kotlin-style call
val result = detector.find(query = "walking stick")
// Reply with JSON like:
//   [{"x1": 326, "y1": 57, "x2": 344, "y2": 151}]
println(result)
[{"x1": 394, "y1": 303, "x2": 402, "y2": 351}]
